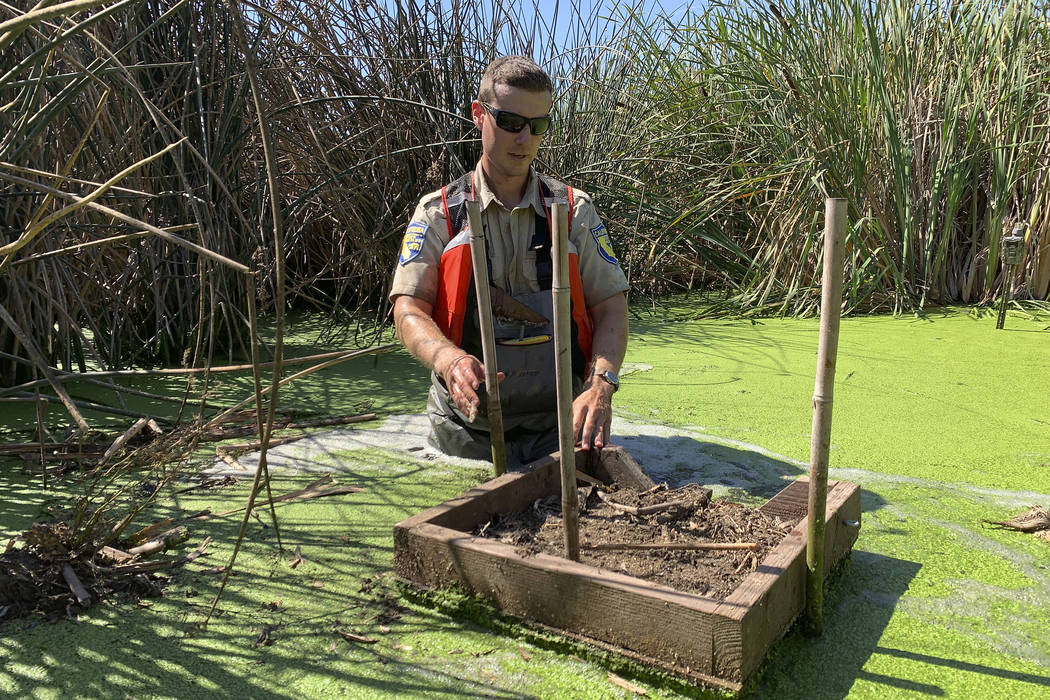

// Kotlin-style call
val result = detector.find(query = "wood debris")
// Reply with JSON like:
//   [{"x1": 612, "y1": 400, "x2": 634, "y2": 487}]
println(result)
[
  {"x1": 608, "y1": 672, "x2": 647, "y2": 695},
  {"x1": 254, "y1": 624, "x2": 274, "y2": 647},
  {"x1": 335, "y1": 628, "x2": 377, "y2": 644},
  {"x1": 983, "y1": 505, "x2": 1050, "y2": 533},
  {"x1": 288, "y1": 545, "x2": 305, "y2": 569},
  {"x1": 1, "y1": 516, "x2": 208, "y2": 621}
]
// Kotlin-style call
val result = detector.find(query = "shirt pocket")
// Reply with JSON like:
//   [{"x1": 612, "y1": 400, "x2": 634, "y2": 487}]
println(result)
[{"x1": 522, "y1": 248, "x2": 539, "y2": 285}]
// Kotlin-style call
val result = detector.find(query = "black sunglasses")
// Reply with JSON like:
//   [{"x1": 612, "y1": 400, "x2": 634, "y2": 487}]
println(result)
[{"x1": 481, "y1": 102, "x2": 552, "y2": 135}]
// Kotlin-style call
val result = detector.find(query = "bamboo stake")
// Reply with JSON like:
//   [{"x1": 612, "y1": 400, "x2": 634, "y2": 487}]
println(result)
[
  {"x1": 464, "y1": 199, "x2": 506, "y2": 476},
  {"x1": 552, "y1": 202, "x2": 580, "y2": 561},
  {"x1": 805, "y1": 198, "x2": 847, "y2": 636}
]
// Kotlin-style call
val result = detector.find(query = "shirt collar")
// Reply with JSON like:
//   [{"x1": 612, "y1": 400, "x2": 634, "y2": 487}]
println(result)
[{"x1": 473, "y1": 163, "x2": 545, "y2": 216}]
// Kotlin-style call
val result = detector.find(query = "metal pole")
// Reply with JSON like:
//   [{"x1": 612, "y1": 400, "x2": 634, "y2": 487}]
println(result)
[
  {"x1": 995, "y1": 272, "x2": 1011, "y2": 330},
  {"x1": 805, "y1": 197, "x2": 847, "y2": 636},
  {"x1": 465, "y1": 199, "x2": 507, "y2": 476},
  {"x1": 551, "y1": 202, "x2": 580, "y2": 561},
  {"x1": 996, "y1": 224, "x2": 1025, "y2": 330}
]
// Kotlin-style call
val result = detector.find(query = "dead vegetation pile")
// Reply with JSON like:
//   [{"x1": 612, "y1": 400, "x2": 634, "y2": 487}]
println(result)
[
  {"x1": 984, "y1": 505, "x2": 1050, "y2": 543},
  {"x1": 1, "y1": 408, "x2": 373, "y2": 626}
]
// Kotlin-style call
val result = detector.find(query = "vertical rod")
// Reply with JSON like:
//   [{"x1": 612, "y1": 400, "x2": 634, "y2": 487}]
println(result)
[
  {"x1": 551, "y1": 202, "x2": 580, "y2": 561},
  {"x1": 35, "y1": 383, "x2": 46, "y2": 490},
  {"x1": 465, "y1": 199, "x2": 507, "y2": 476},
  {"x1": 996, "y1": 265, "x2": 1015, "y2": 330},
  {"x1": 805, "y1": 197, "x2": 847, "y2": 636}
]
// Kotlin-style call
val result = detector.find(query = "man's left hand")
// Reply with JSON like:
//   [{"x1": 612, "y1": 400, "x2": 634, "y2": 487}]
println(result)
[{"x1": 572, "y1": 379, "x2": 615, "y2": 451}]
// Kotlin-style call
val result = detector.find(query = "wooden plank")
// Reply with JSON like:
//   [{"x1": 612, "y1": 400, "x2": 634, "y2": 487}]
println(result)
[
  {"x1": 720, "y1": 479, "x2": 860, "y2": 679},
  {"x1": 757, "y1": 477, "x2": 809, "y2": 520},
  {"x1": 395, "y1": 457, "x2": 558, "y2": 533},
  {"x1": 393, "y1": 458, "x2": 862, "y2": 689},
  {"x1": 398, "y1": 521, "x2": 727, "y2": 677},
  {"x1": 528, "y1": 619, "x2": 744, "y2": 695},
  {"x1": 400, "y1": 447, "x2": 640, "y2": 534}
]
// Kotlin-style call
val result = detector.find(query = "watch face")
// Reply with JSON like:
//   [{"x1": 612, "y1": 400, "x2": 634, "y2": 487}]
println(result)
[{"x1": 600, "y1": 370, "x2": 619, "y2": 389}]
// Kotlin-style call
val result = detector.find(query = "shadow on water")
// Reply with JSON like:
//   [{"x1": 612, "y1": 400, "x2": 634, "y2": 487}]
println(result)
[
  {"x1": 0, "y1": 463, "x2": 538, "y2": 699},
  {"x1": 751, "y1": 550, "x2": 923, "y2": 699},
  {"x1": 612, "y1": 430, "x2": 887, "y2": 512}
]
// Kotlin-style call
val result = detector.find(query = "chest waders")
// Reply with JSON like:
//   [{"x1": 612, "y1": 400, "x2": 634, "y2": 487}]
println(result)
[{"x1": 426, "y1": 173, "x2": 593, "y2": 461}]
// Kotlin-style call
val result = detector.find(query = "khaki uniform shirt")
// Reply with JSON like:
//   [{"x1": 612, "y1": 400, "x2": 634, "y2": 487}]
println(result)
[{"x1": 390, "y1": 163, "x2": 629, "y2": 309}]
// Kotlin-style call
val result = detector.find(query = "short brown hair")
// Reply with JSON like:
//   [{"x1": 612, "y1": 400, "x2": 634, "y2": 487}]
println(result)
[{"x1": 478, "y1": 56, "x2": 553, "y2": 103}]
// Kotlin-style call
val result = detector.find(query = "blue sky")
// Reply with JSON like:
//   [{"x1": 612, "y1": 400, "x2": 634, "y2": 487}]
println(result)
[{"x1": 533, "y1": 0, "x2": 692, "y2": 47}]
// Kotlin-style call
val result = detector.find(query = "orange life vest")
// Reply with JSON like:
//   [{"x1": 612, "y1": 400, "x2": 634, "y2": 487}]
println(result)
[{"x1": 431, "y1": 172, "x2": 593, "y2": 372}]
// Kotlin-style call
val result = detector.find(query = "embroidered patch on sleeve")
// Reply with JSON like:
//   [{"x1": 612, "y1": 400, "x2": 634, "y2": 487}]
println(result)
[
  {"x1": 399, "y1": 221, "x2": 428, "y2": 265},
  {"x1": 590, "y1": 223, "x2": 619, "y2": 264}
]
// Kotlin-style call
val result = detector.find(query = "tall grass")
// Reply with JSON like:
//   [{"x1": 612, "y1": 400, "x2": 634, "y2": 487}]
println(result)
[
  {"x1": 643, "y1": 0, "x2": 1050, "y2": 313},
  {"x1": 1, "y1": 0, "x2": 1047, "y2": 421}
]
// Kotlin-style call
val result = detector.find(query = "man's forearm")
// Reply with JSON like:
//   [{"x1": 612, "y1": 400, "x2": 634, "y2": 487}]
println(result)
[
  {"x1": 394, "y1": 294, "x2": 488, "y2": 418},
  {"x1": 586, "y1": 292, "x2": 628, "y2": 381},
  {"x1": 393, "y1": 296, "x2": 464, "y2": 378}
]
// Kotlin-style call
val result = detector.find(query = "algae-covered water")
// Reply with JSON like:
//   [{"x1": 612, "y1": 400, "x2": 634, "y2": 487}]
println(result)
[{"x1": 1, "y1": 304, "x2": 1048, "y2": 699}]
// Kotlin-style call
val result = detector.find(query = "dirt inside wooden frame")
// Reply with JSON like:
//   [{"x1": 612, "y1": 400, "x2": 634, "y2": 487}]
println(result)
[{"x1": 475, "y1": 483, "x2": 802, "y2": 601}]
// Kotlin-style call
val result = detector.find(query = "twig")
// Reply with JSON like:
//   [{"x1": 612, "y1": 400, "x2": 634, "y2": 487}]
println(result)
[
  {"x1": 640, "y1": 483, "x2": 668, "y2": 497},
  {"x1": 0, "y1": 347, "x2": 395, "y2": 391},
  {"x1": 214, "y1": 477, "x2": 365, "y2": 517},
  {"x1": 335, "y1": 629, "x2": 378, "y2": 645},
  {"x1": 608, "y1": 672, "x2": 647, "y2": 696},
  {"x1": 199, "y1": 413, "x2": 378, "y2": 442},
  {"x1": 214, "y1": 450, "x2": 248, "y2": 472},
  {"x1": 594, "y1": 489, "x2": 694, "y2": 516},
  {"x1": 0, "y1": 303, "x2": 90, "y2": 432},
  {"x1": 126, "y1": 510, "x2": 210, "y2": 543},
  {"x1": 96, "y1": 417, "x2": 151, "y2": 467},
  {"x1": 180, "y1": 536, "x2": 212, "y2": 564},
  {"x1": 61, "y1": 564, "x2": 92, "y2": 605},
  {"x1": 127, "y1": 526, "x2": 189, "y2": 558},
  {"x1": 107, "y1": 558, "x2": 178, "y2": 574},
  {"x1": 172, "y1": 476, "x2": 238, "y2": 495},
  {"x1": 12, "y1": 392, "x2": 168, "y2": 423},
  {"x1": 583, "y1": 541, "x2": 758, "y2": 552}
]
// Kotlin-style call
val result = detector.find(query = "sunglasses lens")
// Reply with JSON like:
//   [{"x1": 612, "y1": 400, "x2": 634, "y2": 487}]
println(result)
[
  {"x1": 495, "y1": 111, "x2": 528, "y2": 133},
  {"x1": 530, "y1": 116, "x2": 551, "y2": 135},
  {"x1": 486, "y1": 103, "x2": 552, "y2": 135}
]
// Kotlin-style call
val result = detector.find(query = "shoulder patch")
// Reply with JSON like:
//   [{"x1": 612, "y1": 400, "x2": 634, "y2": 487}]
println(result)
[
  {"x1": 399, "y1": 221, "x2": 428, "y2": 265},
  {"x1": 590, "y1": 223, "x2": 618, "y2": 265}
]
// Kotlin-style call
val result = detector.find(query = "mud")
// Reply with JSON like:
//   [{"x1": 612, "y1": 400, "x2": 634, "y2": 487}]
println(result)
[{"x1": 475, "y1": 483, "x2": 799, "y2": 600}]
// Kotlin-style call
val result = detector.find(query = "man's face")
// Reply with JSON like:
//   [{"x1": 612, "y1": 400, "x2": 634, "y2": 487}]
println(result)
[{"x1": 472, "y1": 86, "x2": 552, "y2": 185}]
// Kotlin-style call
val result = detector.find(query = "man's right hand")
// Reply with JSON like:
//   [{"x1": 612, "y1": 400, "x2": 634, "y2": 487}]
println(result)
[
  {"x1": 393, "y1": 294, "x2": 503, "y2": 422},
  {"x1": 438, "y1": 352, "x2": 484, "y2": 421}
]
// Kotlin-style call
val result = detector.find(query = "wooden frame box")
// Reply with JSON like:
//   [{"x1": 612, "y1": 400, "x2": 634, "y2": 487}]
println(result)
[{"x1": 393, "y1": 447, "x2": 861, "y2": 692}]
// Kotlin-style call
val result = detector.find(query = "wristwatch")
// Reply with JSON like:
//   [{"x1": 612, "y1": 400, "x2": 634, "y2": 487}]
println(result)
[{"x1": 594, "y1": 368, "x2": 619, "y2": 392}]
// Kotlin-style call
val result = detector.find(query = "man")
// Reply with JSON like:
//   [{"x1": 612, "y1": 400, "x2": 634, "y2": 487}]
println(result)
[{"x1": 390, "y1": 55, "x2": 628, "y2": 467}]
